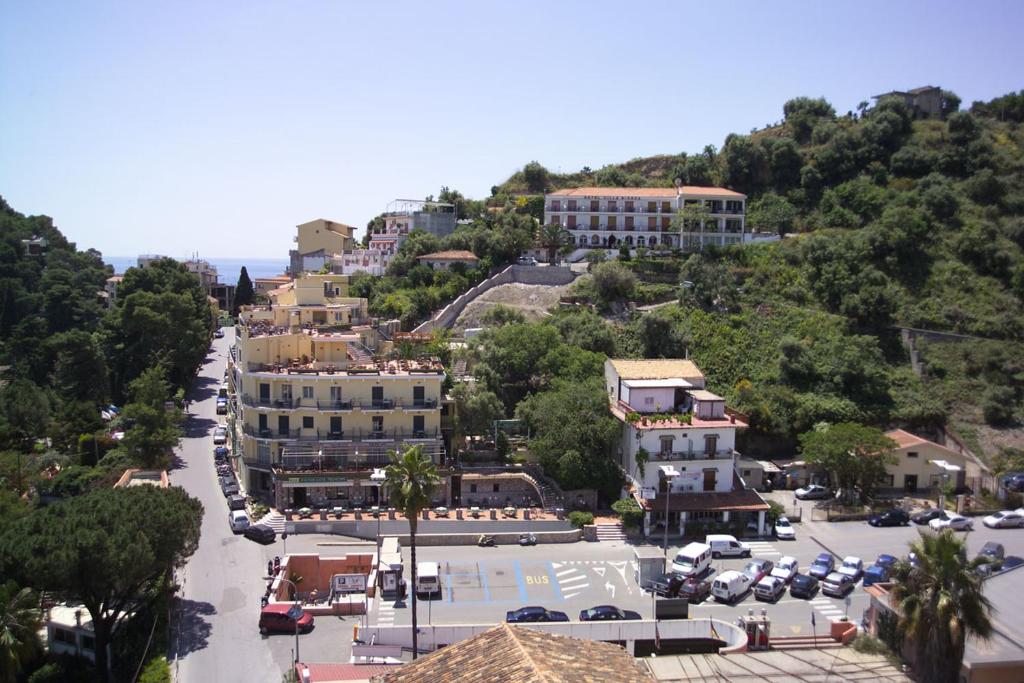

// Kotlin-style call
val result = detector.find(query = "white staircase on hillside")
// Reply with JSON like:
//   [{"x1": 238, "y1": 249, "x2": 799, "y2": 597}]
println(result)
[{"x1": 595, "y1": 523, "x2": 627, "y2": 542}]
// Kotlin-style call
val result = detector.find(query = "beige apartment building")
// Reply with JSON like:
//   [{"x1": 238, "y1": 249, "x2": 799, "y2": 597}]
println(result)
[
  {"x1": 288, "y1": 219, "x2": 357, "y2": 275},
  {"x1": 229, "y1": 273, "x2": 451, "y2": 509}
]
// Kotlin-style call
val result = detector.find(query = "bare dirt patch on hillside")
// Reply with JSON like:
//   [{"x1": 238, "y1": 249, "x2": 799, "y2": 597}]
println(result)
[{"x1": 453, "y1": 282, "x2": 576, "y2": 333}]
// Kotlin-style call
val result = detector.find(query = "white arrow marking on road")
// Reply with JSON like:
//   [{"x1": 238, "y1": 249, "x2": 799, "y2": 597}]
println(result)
[{"x1": 605, "y1": 581, "x2": 616, "y2": 598}]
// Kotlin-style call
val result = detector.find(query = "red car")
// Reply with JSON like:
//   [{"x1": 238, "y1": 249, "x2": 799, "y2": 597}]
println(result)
[
  {"x1": 259, "y1": 604, "x2": 314, "y2": 635},
  {"x1": 741, "y1": 559, "x2": 774, "y2": 584}
]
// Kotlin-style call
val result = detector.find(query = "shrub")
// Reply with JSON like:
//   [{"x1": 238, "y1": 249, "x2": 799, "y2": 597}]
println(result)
[
  {"x1": 568, "y1": 511, "x2": 594, "y2": 528},
  {"x1": 766, "y1": 499, "x2": 786, "y2": 524},
  {"x1": 611, "y1": 498, "x2": 644, "y2": 529},
  {"x1": 138, "y1": 656, "x2": 171, "y2": 683},
  {"x1": 982, "y1": 385, "x2": 1016, "y2": 426}
]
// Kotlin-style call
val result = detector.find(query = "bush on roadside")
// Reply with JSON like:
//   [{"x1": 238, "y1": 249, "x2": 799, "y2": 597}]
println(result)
[
  {"x1": 611, "y1": 498, "x2": 643, "y2": 529},
  {"x1": 138, "y1": 656, "x2": 171, "y2": 683},
  {"x1": 568, "y1": 511, "x2": 594, "y2": 528}
]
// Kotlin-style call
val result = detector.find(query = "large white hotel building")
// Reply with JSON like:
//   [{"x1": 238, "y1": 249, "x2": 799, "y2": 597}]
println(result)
[{"x1": 543, "y1": 185, "x2": 746, "y2": 252}]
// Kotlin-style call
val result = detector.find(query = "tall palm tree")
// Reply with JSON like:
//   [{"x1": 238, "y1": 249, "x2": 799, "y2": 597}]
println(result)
[
  {"x1": 0, "y1": 581, "x2": 42, "y2": 683},
  {"x1": 890, "y1": 530, "x2": 993, "y2": 683},
  {"x1": 536, "y1": 223, "x2": 572, "y2": 264},
  {"x1": 384, "y1": 445, "x2": 440, "y2": 660}
]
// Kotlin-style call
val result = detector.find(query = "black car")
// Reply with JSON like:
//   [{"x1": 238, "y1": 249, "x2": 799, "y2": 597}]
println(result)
[
  {"x1": 808, "y1": 553, "x2": 835, "y2": 580},
  {"x1": 243, "y1": 524, "x2": 276, "y2": 544},
  {"x1": 651, "y1": 573, "x2": 684, "y2": 597},
  {"x1": 789, "y1": 573, "x2": 820, "y2": 599},
  {"x1": 505, "y1": 606, "x2": 569, "y2": 623},
  {"x1": 979, "y1": 542, "x2": 1006, "y2": 562},
  {"x1": 1002, "y1": 473, "x2": 1024, "y2": 492},
  {"x1": 912, "y1": 509, "x2": 943, "y2": 525},
  {"x1": 579, "y1": 605, "x2": 642, "y2": 621},
  {"x1": 869, "y1": 509, "x2": 910, "y2": 527}
]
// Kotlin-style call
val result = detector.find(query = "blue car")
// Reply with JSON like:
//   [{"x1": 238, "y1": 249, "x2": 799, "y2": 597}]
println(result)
[{"x1": 808, "y1": 553, "x2": 835, "y2": 580}]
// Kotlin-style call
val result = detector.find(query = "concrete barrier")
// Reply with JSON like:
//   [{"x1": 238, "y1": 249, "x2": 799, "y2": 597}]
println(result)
[
  {"x1": 388, "y1": 530, "x2": 581, "y2": 546},
  {"x1": 284, "y1": 518, "x2": 574, "y2": 540}
]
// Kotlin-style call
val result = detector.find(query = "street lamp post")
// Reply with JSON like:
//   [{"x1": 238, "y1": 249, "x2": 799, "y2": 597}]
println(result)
[
  {"x1": 264, "y1": 576, "x2": 301, "y2": 664},
  {"x1": 659, "y1": 466, "x2": 680, "y2": 558}
]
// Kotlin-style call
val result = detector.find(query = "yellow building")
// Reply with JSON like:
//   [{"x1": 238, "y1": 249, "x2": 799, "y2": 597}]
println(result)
[
  {"x1": 289, "y1": 219, "x2": 357, "y2": 275},
  {"x1": 230, "y1": 274, "x2": 450, "y2": 509}
]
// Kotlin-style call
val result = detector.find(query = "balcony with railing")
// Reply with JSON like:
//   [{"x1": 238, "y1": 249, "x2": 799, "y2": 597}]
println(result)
[{"x1": 242, "y1": 423, "x2": 442, "y2": 443}]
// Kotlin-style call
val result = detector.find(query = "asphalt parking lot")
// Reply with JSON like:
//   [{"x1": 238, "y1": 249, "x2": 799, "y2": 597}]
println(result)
[{"x1": 363, "y1": 516, "x2": 1024, "y2": 637}]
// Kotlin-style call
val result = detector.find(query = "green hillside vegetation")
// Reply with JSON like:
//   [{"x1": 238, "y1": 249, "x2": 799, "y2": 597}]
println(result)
[{"x1": 488, "y1": 91, "x2": 1024, "y2": 469}]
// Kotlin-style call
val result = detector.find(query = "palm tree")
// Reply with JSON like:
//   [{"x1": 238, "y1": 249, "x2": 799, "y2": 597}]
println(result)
[
  {"x1": 890, "y1": 530, "x2": 993, "y2": 683},
  {"x1": 0, "y1": 580, "x2": 42, "y2": 683},
  {"x1": 384, "y1": 445, "x2": 440, "y2": 660},
  {"x1": 536, "y1": 223, "x2": 572, "y2": 264}
]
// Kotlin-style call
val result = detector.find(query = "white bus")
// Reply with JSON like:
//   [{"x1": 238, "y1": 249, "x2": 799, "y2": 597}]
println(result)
[{"x1": 415, "y1": 561, "x2": 441, "y2": 597}]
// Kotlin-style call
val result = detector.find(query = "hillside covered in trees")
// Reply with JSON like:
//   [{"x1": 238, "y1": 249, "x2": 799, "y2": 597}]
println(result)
[{"x1": 488, "y1": 90, "x2": 1024, "y2": 471}]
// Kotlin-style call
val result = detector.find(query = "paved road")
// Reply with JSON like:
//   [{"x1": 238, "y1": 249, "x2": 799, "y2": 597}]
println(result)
[{"x1": 170, "y1": 330, "x2": 356, "y2": 682}]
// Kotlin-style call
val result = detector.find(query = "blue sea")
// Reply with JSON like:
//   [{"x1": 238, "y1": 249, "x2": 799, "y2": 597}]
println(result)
[{"x1": 105, "y1": 256, "x2": 289, "y2": 280}]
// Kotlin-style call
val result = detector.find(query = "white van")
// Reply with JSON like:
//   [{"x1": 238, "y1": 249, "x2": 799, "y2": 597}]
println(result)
[
  {"x1": 711, "y1": 570, "x2": 752, "y2": 604},
  {"x1": 415, "y1": 561, "x2": 441, "y2": 597},
  {"x1": 670, "y1": 542, "x2": 712, "y2": 577},
  {"x1": 705, "y1": 534, "x2": 751, "y2": 559}
]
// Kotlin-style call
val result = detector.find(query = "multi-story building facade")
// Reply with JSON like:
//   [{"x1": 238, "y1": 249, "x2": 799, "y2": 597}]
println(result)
[
  {"x1": 543, "y1": 186, "x2": 746, "y2": 252},
  {"x1": 288, "y1": 219, "x2": 357, "y2": 275},
  {"x1": 368, "y1": 198, "x2": 457, "y2": 254},
  {"x1": 332, "y1": 248, "x2": 394, "y2": 276},
  {"x1": 604, "y1": 359, "x2": 768, "y2": 535},
  {"x1": 230, "y1": 274, "x2": 451, "y2": 509}
]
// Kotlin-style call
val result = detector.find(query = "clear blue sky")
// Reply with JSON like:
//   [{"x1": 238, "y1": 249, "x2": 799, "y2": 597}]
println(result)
[{"x1": 2, "y1": 1, "x2": 1022, "y2": 259}]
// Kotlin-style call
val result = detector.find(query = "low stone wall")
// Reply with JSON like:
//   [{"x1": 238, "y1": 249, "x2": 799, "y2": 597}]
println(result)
[
  {"x1": 284, "y1": 518, "x2": 573, "y2": 538},
  {"x1": 391, "y1": 530, "x2": 581, "y2": 546}
]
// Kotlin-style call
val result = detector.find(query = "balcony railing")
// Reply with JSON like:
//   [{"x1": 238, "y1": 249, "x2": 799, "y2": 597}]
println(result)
[
  {"x1": 242, "y1": 423, "x2": 441, "y2": 443},
  {"x1": 649, "y1": 449, "x2": 737, "y2": 462},
  {"x1": 241, "y1": 396, "x2": 440, "y2": 411}
]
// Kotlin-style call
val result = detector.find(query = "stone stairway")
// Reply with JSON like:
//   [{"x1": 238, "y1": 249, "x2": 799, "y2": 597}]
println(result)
[
  {"x1": 257, "y1": 510, "x2": 286, "y2": 533},
  {"x1": 769, "y1": 635, "x2": 844, "y2": 651},
  {"x1": 347, "y1": 342, "x2": 373, "y2": 365},
  {"x1": 595, "y1": 523, "x2": 627, "y2": 541}
]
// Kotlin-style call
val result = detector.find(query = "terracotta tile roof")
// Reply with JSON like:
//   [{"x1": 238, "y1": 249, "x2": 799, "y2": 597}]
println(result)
[
  {"x1": 416, "y1": 250, "x2": 479, "y2": 261},
  {"x1": 885, "y1": 429, "x2": 928, "y2": 450},
  {"x1": 372, "y1": 624, "x2": 653, "y2": 683},
  {"x1": 637, "y1": 488, "x2": 770, "y2": 513},
  {"x1": 547, "y1": 186, "x2": 745, "y2": 199},
  {"x1": 608, "y1": 359, "x2": 704, "y2": 382}
]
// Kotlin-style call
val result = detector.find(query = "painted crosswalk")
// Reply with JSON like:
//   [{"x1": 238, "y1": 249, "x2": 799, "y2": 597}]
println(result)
[
  {"x1": 551, "y1": 561, "x2": 590, "y2": 599},
  {"x1": 746, "y1": 541, "x2": 781, "y2": 557},
  {"x1": 376, "y1": 597, "x2": 396, "y2": 625},
  {"x1": 809, "y1": 597, "x2": 846, "y2": 622}
]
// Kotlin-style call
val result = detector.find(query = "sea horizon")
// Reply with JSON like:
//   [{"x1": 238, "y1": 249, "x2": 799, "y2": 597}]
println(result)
[{"x1": 105, "y1": 256, "x2": 289, "y2": 281}]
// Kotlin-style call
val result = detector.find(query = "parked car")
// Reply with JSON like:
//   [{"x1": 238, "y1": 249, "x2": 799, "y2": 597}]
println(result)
[
  {"x1": 821, "y1": 571, "x2": 855, "y2": 598},
  {"x1": 774, "y1": 516, "x2": 796, "y2": 540},
  {"x1": 929, "y1": 512, "x2": 973, "y2": 531},
  {"x1": 912, "y1": 509, "x2": 943, "y2": 525},
  {"x1": 789, "y1": 573, "x2": 820, "y2": 599},
  {"x1": 863, "y1": 555, "x2": 898, "y2": 587},
  {"x1": 795, "y1": 484, "x2": 832, "y2": 500},
  {"x1": 711, "y1": 570, "x2": 752, "y2": 604},
  {"x1": 228, "y1": 510, "x2": 251, "y2": 532},
  {"x1": 506, "y1": 606, "x2": 569, "y2": 623},
  {"x1": 677, "y1": 576, "x2": 712, "y2": 604},
  {"x1": 983, "y1": 510, "x2": 1024, "y2": 529},
  {"x1": 578, "y1": 605, "x2": 641, "y2": 621},
  {"x1": 808, "y1": 553, "x2": 835, "y2": 580},
  {"x1": 214, "y1": 445, "x2": 230, "y2": 458},
  {"x1": 214, "y1": 328, "x2": 225, "y2": 338},
  {"x1": 650, "y1": 573, "x2": 685, "y2": 598},
  {"x1": 838, "y1": 556, "x2": 864, "y2": 582},
  {"x1": 978, "y1": 542, "x2": 1005, "y2": 562},
  {"x1": 754, "y1": 576, "x2": 786, "y2": 602},
  {"x1": 516, "y1": 256, "x2": 538, "y2": 266},
  {"x1": 221, "y1": 479, "x2": 240, "y2": 497},
  {"x1": 742, "y1": 559, "x2": 774, "y2": 584},
  {"x1": 227, "y1": 494, "x2": 246, "y2": 511},
  {"x1": 771, "y1": 557, "x2": 799, "y2": 583},
  {"x1": 259, "y1": 604, "x2": 313, "y2": 635},
  {"x1": 869, "y1": 509, "x2": 910, "y2": 527},
  {"x1": 216, "y1": 397, "x2": 228, "y2": 414},
  {"x1": 1002, "y1": 472, "x2": 1024, "y2": 493},
  {"x1": 243, "y1": 524, "x2": 277, "y2": 544},
  {"x1": 213, "y1": 426, "x2": 228, "y2": 445}
]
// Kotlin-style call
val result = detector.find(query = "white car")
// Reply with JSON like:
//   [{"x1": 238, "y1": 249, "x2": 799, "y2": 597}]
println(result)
[
  {"x1": 774, "y1": 516, "x2": 796, "y2": 540},
  {"x1": 794, "y1": 484, "x2": 832, "y2": 500},
  {"x1": 228, "y1": 510, "x2": 251, "y2": 532},
  {"x1": 771, "y1": 556, "x2": 799, "y2": 583},
  {"x1": 929, "y1": 513, "x2": 973, "y2": 531},
  {"x1": 213, "y1": 426, "x2": 228, "y2": 445},
  {"x1": 837, "y1": 556, "x2": 863, "y2": 582},
  {"x1": 983, "y1": 510, "x2": 1024, "y2": 529}
]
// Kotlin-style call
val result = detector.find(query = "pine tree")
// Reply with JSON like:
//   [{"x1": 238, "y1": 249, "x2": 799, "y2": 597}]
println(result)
[{"x1": 234, "y1": 266, "x2": 254, "y2": 313}]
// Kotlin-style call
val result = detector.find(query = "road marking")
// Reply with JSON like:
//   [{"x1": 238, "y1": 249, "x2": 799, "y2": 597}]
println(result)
[
  {"x1": 789, "y1": 625, "x2": 802, "y2": 634},
  {"x1": 605, "y1": 581, "x2": 616, "y2": 598},
  {"x1": 546, "y1": 562, "x2": 564, "y2": 602},
  {"x1": 559, "y1": 575, "x2": 589, "y2": 586},
  {"x1": 563, "y1": 591, "x2": 583, "y2": 599},
  {"x1": 593, "y1": 566, "x2": 607, "y2": 577},
  {"x1": 513, "y1": 561, "x2": 527, "y2": 602},
  {"x1": 556, "y1": 569, "x2": 576, "y2": 577}
]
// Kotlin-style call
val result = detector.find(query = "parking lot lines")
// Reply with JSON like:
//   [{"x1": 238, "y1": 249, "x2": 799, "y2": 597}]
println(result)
[
  {"x1": 809, "y1": 597, "x2": 846, "y2": 622},
  {"x1": 747, "y1": 541, "x2": 782, "y2": 556}
]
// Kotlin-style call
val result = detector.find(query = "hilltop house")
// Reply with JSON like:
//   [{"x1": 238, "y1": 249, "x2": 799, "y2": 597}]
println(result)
[{"x1": 604, "y1": 359, "x2": 769, "y2": 536}]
